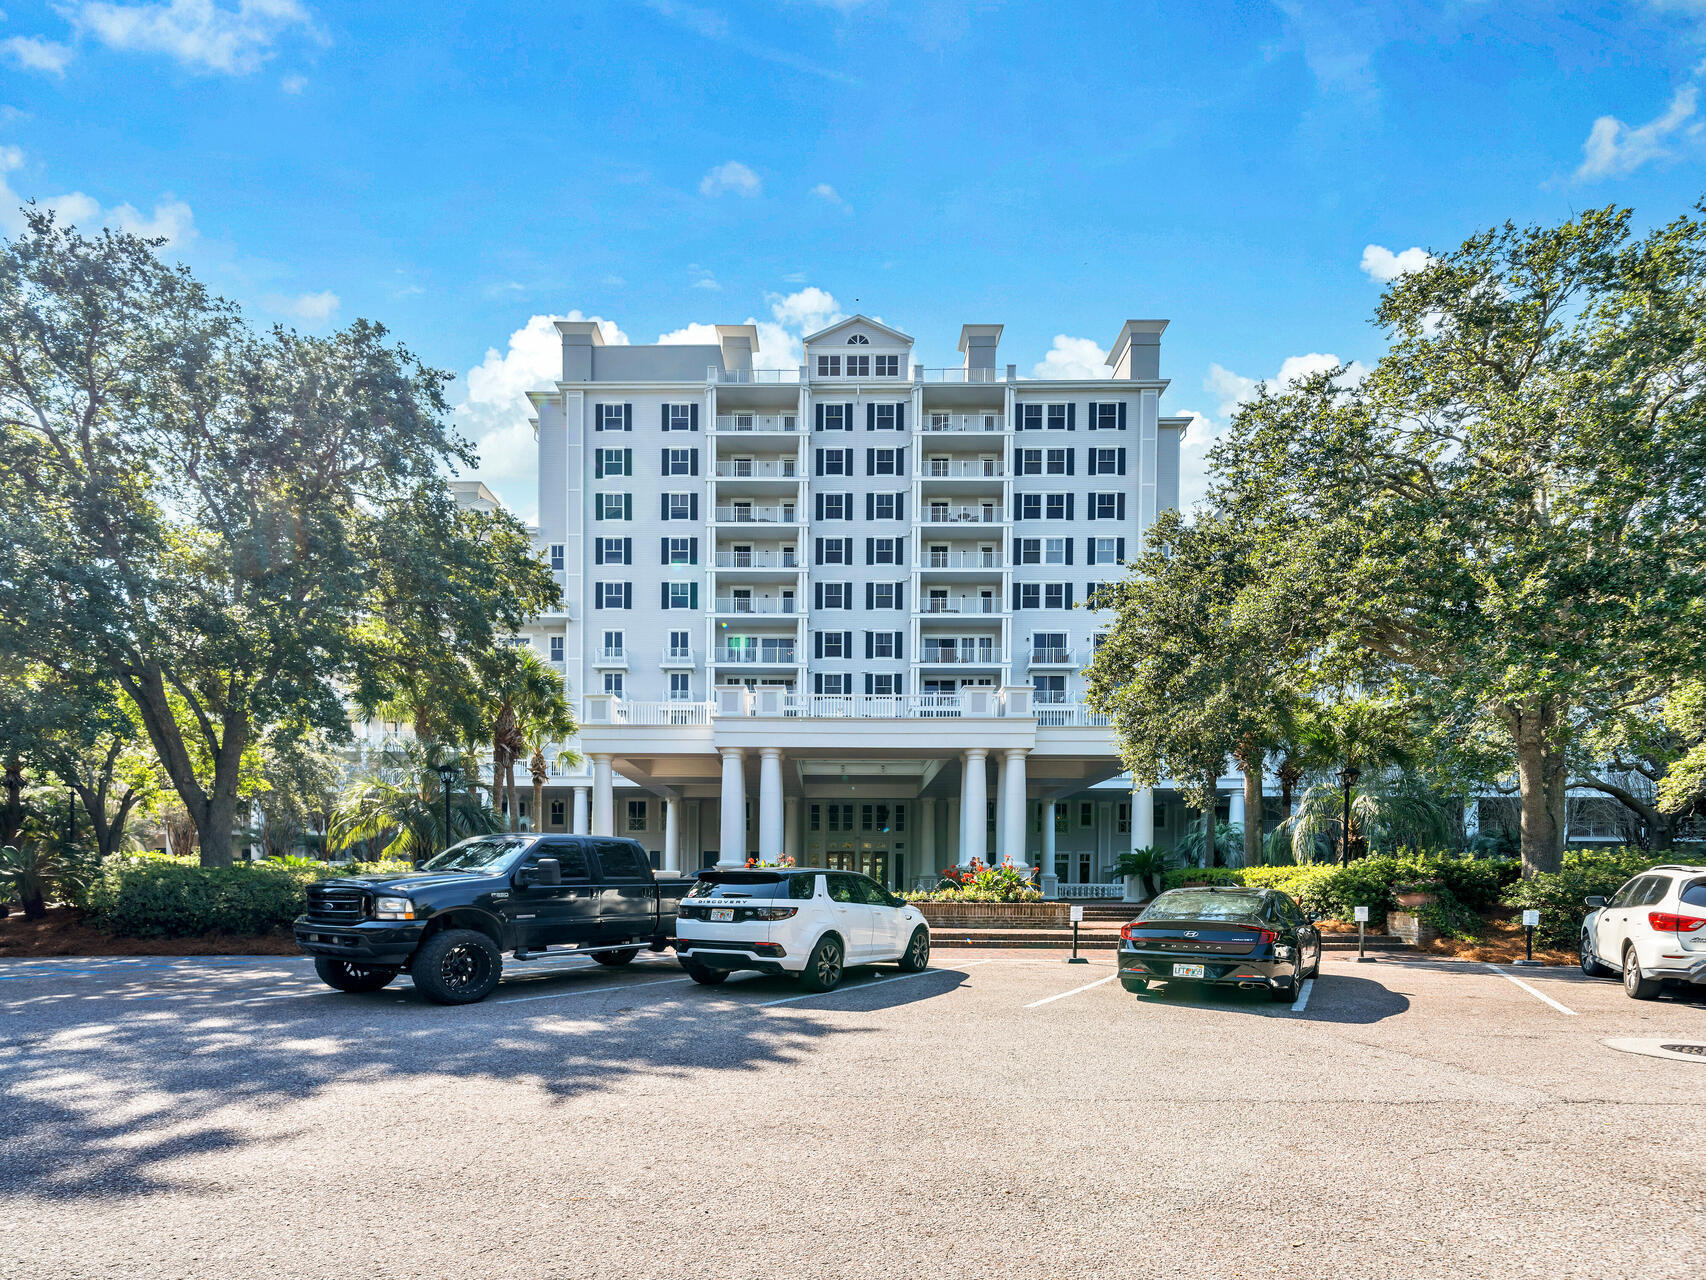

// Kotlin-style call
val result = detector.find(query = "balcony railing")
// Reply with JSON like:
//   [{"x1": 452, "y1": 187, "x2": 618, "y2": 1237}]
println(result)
[
  {"x1": 715, "y1": 459, "x2": 798, "y2": 478},
  {"x1": 920, "y1": 646, "x2": 1003, "y2": 664},
  {"x1": 922, "y1": 508, "x2": 1003, "y2": 525},
  {"x1": 923, "y1": 549, "x2": 1001, "y2": 569},
  {"x1": 713, "y1": 597, "x2": 797, "y2": 614},
  {"x1": 918, "y1": 368, "x2": 1010, "y2": 384},
  {"x1": 714, "y1": 505, "x2": 797, "y2": 523},
  {"x1": 709, "y1": 368, "x2": 800, "y2": 385},
  {"x1": 580, "y1": 689, "x2": 1108, "y2": 726},
  {"x1": 923, "y1": 459, "x2": 1004, "y2": 478},
  {"x1": 585, "y1": 699, "x2": 715, "y2": 726},
  {"x1": 923, "y1": 597, "x2": 1002, "y2": 615},
  {"x1": 593, "y1": 647, "x2": 628, "y2": 665},
  {"x1": 924, "y1": 413, "x2": 1004, "y2": 433},
  {"x1": 659, "y1": 648, "x2": 695, "y2": 666},
  {"x1": 1029, "y1": 647, "x2": 1077, "y2": 665},
  {"x1": 714, "y1": 550, "x2": 799, "y2": 568},
  {"x1": 715, "y1": 646, "x2": 798, "y2": 664},
  {"x1": 715, "y1": 412, "x2": 798, "y2": 432}
]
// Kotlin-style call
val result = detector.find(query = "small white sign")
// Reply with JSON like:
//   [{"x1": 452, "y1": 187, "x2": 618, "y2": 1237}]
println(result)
[
  {"x1": 1070, "y1": 904, "x2": 1084, "y2": 923},
  {"x1": 1354, "y1": 906, "x2": 1370, "y2": 923},
  {"x1": 1522, "y1": 909, "x2": 1540, "y2": 928}
]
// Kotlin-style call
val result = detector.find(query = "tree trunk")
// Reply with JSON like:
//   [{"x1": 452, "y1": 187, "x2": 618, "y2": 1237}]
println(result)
[
  {"x1": 1200, "y1": 790, "x2": 1217, "y2": 868},
  {"x1": 505, "y1": 758, "x2": 520, "y2": 832},
  {"x1": 530, "y1": 749, "x2": 547, "y2": 834},
  {"x1": 1510, "y1": 699, "x2": 1569, "y2": 876},
  {"x1": 2, "y1": 756, "x2": 23, "y2": 845},
  {"x1": 1236, "y1": 744, "x2": 1263, "y2": 869}
]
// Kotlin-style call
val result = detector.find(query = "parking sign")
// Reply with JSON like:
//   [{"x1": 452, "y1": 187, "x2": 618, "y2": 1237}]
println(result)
[{"x1": 1070, "y1": 904, "x2": 1084, "y2": 923}]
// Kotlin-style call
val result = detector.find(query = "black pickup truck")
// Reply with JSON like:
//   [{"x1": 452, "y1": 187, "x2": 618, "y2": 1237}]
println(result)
[{"x1": 294, "y1": 833, "x2": 695, "y2": 1004}]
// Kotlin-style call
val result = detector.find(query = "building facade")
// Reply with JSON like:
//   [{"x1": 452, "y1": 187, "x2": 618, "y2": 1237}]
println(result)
[{"x1": 513, "y1": 313, "x2": 1216, "y2": 889}]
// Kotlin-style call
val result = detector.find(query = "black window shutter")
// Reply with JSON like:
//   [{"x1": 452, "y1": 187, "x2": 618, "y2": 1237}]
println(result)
[
  {"x1": 689, "y1": 583, "x2": 698, "y2": 609},
  {"x1": 865, "y1": 538, "x2": 873, "y2": 566},
  {"x1": 813, "y1": 673, "x2": 823, "y2": 695},
  {"x1": 865, "y1": 447, "x2": 874, "y2": 474},
  {"x1": 844, "y1": 490, "x2": 853, "y2": 517},
  {"x1": 624, "y1": 494, "x2": 633, "y2": 520},
  {"x1": 1117, "y1": 449, "x2": 1127, "y2": 476},
  {"x1": 594, "y1": 541, "x2": 604, "y2": 566},
  {"x1": 1065, "y1": 540, "x2": 1074, "y2": 566},
  {"x1": 690, "y1": 403, "x2": 699, "y2": 431},
  {"x1": 895, "y1": 583, "x2": 904, "y2": 610},
  {"x1": 841, "y1": 538, "x2": 852, "y2": 563},
  {"x1": 1118, "y1": 401, "x2": 1127, "y2": 430},
  {"x1": 1012, "y1": 537, "x2": 1021, "y2": 563},
  {"x1": 816, "y1": 493, "x2": 825, "y2": 520},
  {"x1": 865, "y1": 582, "x2": 873, "y2": 610},
  {"x1": 1118, "y1": 493, "x2": 1127, "y2": 520},
  {"x1": 1117, "y1": 538, "x2": 1126, "y2": 561},
  {"x1": 595, "y1": 453, "x2": 604, "y2": 480},
  {"x1": 844, "y1": 403, "x2": 853, "y2": 430},
  {"x1": 623, "y1": 448, "x2": 632, "y2": 475},
  {"x1": 815, "y1": 404, "x2": 825, "y2": 431},
  {"x1": 1012, "y1": 583, "x2": 1022, "y2": 610},
  {"x1": 865, "y1": 493, "x2": 873, "y2": 521},
  {"x1": 660, "y1": 536, "x2": 669, "y2": 563},
  {"x1": 844, "y1": 581, "x2": 852, "y2": 608},
  {"x1": 661, "y1": 404, "x2": 671, "y2": 431},
  {"x1": 865, "y1": 632, "x2": 873, "y2": 659},
  {"x1": 814, "y1": 632, "x2": 823, "y2": 660},
  {"x1": 1087, "y1": 401, "x2": 1098, "y2": 431},
  {"x1": 867, "y1": 403, "x2": 875, "y2": 431},
  {"x1": 623, "y1": 537, "x2": 632, "y2": 564},
  {"x1": 815, "y1": 540, "x2": 824, "y2": 566},
  {"x1": 896, "y1": 404, "x2": 905, "y2": 432},
  {"x1": 661, "y1": 495, "x2": 670, "y2": 521},
  {"x1": 623, "y1": 583, "x2": 632, "y2": 608},
  {"x1": 1067, "y1": 403, "x2": 1076, "y2": 431},
  {"x1": 815, "y1": 450, "x2": 824, "y2": 477},
  {"x1": 896, "y1": 494, "x2": 905, "y2": 521},
  {"x1": 660, "y1": 447, "x2": 668, "y2": 472},
  {"x1": 895, "y1": 631, "x2": 904, "y2": 661},
  {"x1": 1067, "y1": 494, "x2": 1075, "y2": 520},
  {"x1": 843, "y1": 630, "x2": 852, "y2": 652},
  {"x1": 895, "y1": 539, "x2": 905, "y2": 567},
  {"x1": 814, "y1": 583, "x2": 824, "y2": 609},
  {"x1": 897, "y1": 447, "x2": 906, "y2": 478},
  {"x1": 689, "y1": 538, "x2": 698, "y2": 564},
  {"x1": 1066, "y1": 451, "x2": 1076, "y2": 476},
  {"x1": 895, "y1": 673, "x2": 905, "y2": 696},
  {"x1": 1064, "y1": 585, "x2": 1074, "y2": 609},
  {"x1": 688, "y1": 493, "x2": 697, "y2": 520},
  {"x1": 593, "y1": 403, "x2": 604, "y2": 432},
  {"x1": 623, "y1": 404, "x2": 632, "y2": 432},
  {"x1": 689, "y1": 450, "x2": 699, "y2": 476},
  {"x1": 593, "y1": 580, "x2": 602, "y2": 606},
  {"x1": 864, "y1": 673, "x2": 873, "y2": 696}
]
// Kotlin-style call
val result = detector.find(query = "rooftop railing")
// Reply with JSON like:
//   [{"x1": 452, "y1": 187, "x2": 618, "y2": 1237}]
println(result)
[
  {"x1": 579, "y1": 689, "x2": 1110, "y2": 727},
  {"x1": 917, "y1": 367, "x2": 1010, "y2": 383},
  {"x1": 710, "y1": 368, "x2": 800, "y2": 384}
]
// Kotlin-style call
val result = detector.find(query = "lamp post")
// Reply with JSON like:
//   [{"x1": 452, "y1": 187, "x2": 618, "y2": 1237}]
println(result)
[
  {"x1": 67, "y1": 785, "x2": 76, "y2": 844},
  {"x1": 435, "y1": 762, "x2": 459, "y2": 854},
  {"x1": 1337, "y1": 765, "x2": 1361, "y2": 865}
]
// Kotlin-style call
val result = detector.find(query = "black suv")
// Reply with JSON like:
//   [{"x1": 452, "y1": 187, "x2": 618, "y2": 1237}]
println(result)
[{"x1": 294, "y1": 833, "x2": 694, "y2": 1004}]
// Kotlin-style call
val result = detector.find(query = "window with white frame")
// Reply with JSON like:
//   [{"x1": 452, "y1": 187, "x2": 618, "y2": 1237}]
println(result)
[
  {"x1": 666, "y1": 537, "x2": 695, "y2": 565},
  {"x1": 1017, "y1": 404, "x2": 1043, "y2": 431},
  {"x1": 549, "y1": 635, "x2": 564, "y2": 662},
  {"x1": 1047, "y1": 404, "x2": 1069, "y2": 430},
  {"x1": 627, "y1": 799, "x2": 648, "y2": 832},
  {"x1": 871, "y1": 582, "x2": 900, "y2": 609},
  {"x1": 1018, "y1": 493, "x2": 1042, "y2": 519},
  {"x1": 665, "y1": 582, "x2": 694, "y2": 609},
  {"x1": 819, "y1": 448, "x2": 852, "y2": 475},
  {"x1": 664, "y1": 448, "x2": 696, "y2": 476},
  {"x1": 1018, "y1": 538, "x2": 1042, "y2": 565},
  {"x1": 817, "y1": 673, "x2": 851, "y2": 695},
  {"x1": 1046, "y1": 494, "x2": 1069, "y2": 520},
  {"x1": 873, "y1": 404, "x2": 898, "y2": 430},
  {"x1": 869, "y1": 448, "x2": 903, "y2": 475},
  {"x1": 846, "y1": 354, "x2": 870, "y2": 377},
  {"x1": 1018, "y1": 583, "x2": 1040, "y2": 609},
  {"x1": 1044, "y1": 537, "x2": 1067, "y2": 565},
  {"x1": 820, "y1": 492, "x2": 850, "y2": 519},
  {"x1": 1044, "y1": 583, "x2": 1068, "y2": 609},
  {"x1": 596, "y1": 582, "x2": 629, "y2": 609},
  {"x1": 872, "y1": 492, "x2": 900, "y2": 520},
  {"x1": 1092, "y1": 403, "x2": 1120, "y2": 431},
  {"x1": 1089, "y1": 447, "x2": 1125, "y2": 475},
  {"x1": 597, "y1": 493, "x2": 630, "y2": 520},
  {"x1": 666, "y1": 403, "x2": 693, "y2": 431},
  {"x1": 876, "y1": 354, "x2": 899, "y2": 376},
  {"x1": 597, "y1": 537, "x2": 629, "y2": 564},
  {"x1": 871, "y1": 673, "x2": 900, "y2": 696},
  {"x1": 1046, "y1": 448, "x2": 1070, "y2": 475},
  {"x1": 816, "y1": 355, "x2": 841, "y2": 377},
  {"x1": 819, "y1": 582, "x2": 850, "y2": 609},
  {"x1": 548, "y1": 543, "x2": 564, "y2": 570},
  {"x1": 599, "y1": 448, "x2": 630, "y2": 476},
  {"x1": 1016, "y1": 449, "x2": 1043, "y2": 475},
  {"x1": 820, "y1": 631, "x2": 848, "y2": 658},
  {"x1": 598, "y1": 404, "x2": 629, "y2": 431},
  {"x1": 1092, "y1": 492, "x2": 1122, "y2": 520},
  {"x1": 668, "y1": 629, "x2": 690, "y2": 659},
  {"x1": 668, "y1": 672, "x2": 691, "y2": 701},
  {"x1": 603, "y1": 672, "x2": 624, "y2": 696},
  {"x1": 601, "y1": 629, "x2": 623, "y2": 656},
  {"x1": 847, "y1": 334, "x2": 869, "y2": 345},
  {"x1": 1091, "y1": 537, "x2": 1120, "y2": 565}
]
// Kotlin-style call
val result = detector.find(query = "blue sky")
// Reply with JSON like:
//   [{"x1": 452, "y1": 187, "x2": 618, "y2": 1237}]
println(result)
[{"x1": 4, "y1": 0, "x2": 1704, "y2": 517}]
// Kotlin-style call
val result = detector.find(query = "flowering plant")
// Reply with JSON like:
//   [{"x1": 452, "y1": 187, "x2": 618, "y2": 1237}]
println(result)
[{"x1": 746, "y1": 856, "x2": 797, "y2": 868}]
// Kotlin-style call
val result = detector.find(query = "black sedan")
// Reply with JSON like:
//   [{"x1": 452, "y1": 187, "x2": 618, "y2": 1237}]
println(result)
[{"x1": 1118, "y1": 886, "x2": 1321, "y2": 1001}]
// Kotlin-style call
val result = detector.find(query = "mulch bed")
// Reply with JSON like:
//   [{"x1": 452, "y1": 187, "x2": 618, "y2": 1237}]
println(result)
[{"x1": 0, "y1": 906, "x2": 298, "y2": 957}]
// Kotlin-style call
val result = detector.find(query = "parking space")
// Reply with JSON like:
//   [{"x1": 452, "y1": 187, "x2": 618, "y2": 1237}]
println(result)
[{"x1": 3, "y1": 949, "x2": 1704, "y2": 1278}]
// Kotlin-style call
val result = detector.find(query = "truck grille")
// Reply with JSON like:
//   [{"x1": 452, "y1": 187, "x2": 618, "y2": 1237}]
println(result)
[{"x1": 304, "y1": 885, "x2": 368, "y2": 925}]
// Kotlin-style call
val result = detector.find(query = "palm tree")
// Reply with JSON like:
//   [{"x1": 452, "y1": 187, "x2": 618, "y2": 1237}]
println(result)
[
  {"x1": 523, "y1": 699, "x2": 580, "y2": 833},
  {"x1": 1288, "y1": 772, "x2": 1454, "y2": 861},
  {"x1": 328, "y1": 742, "x2": 499, "y2": 862},
  {"x1": 477, "y1": 647, "x2": 569, "y2": 831},
  {"x1": 1295, "y1": 697, "x2": 1419, "y2": 863}
]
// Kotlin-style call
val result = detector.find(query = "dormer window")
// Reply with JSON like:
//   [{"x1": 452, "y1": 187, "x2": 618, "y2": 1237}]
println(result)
[
  {"x1": 816, "y1": 355, "x2": 840, "y2": 377},
  {"x1": 847, "y1": 334, "x2": 869, "y2": 344}
]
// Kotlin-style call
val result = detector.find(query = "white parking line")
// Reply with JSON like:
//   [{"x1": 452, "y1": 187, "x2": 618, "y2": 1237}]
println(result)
[
  {"x1": 1024, "y1": 973, "x2": 1119, "y2": 1008},
  {"x1": 492, "y1": 975, "x2": 694, "y2": 1005},
  {"x1": 1486, "y1": 963, "x2": 1578, "y2": 1016},
  {"x1": 1291, "y1": 977, "x2": 1314, "y2": 1013},
  {"x1": 757, "y1": 960, "x2": 990, "y2": 1008}
]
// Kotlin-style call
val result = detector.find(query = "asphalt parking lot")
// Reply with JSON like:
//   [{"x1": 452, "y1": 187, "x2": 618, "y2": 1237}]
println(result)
[{"x1": 2, "y1": 948, "x2": 1704, "y2": 1279}]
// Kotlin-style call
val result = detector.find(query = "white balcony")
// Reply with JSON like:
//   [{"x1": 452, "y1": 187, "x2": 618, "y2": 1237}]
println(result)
[
  {"x1": 923, "y1": 413, "x2": 1005, "y2": 433},
  {"x1": 592, "y1": 647, "x2": 628, "y2": 667},
  {"x1": 715, "y1": 413, "x2": 798, "y2": 432},
  {"x1": 714, "y1": 646, "x2": 799, "y2": 665},
  {"x1": 923, "y1": 549, "x2": 1002, "y2": 570},
  {"x1": 923, "y1": 458, "x2": 1004, "y2": 478},
  {"x1": 1029, "y1": 647, "x2": 1077, "y2": 666},
  {"x1": 709, "y1": 369, "x2": 800, "y2": 385},
  {"x1": 922, "y1": 597, "x2": 1003, "y2": 615},
  {"x1": 715, "y1": 459, "x2": 798, "y2": 479},
  {"x1": 659, "y1": 648, "x2": 696, "y2": 668},
  {"x1": 918, "y1": 368, "x2": 1009, "y2": 384},
  {"x1": 714, "y1": 550, "x2": 800, "y2": 569},
  {"x1": 921, "y1": 507, "x2": 1004, "y2": 525},
  {"x1": 580, "y1": 689, "x2": 1109, "y2": 727},
  {"x1": 920, "y1": 645, "x2": 1004, "y2": 665},
  {"x1": 714, "y1": 504, "x2": 798, "y2": 524},
  {"x1": 713, "y1": 596, "x2": 798, "y2": 615}
]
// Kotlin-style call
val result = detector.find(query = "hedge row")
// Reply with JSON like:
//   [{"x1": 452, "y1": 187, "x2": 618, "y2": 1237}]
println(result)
[
  {"x1": 1499, "y1": 848, "x2": 1671, "y2": 948},
  {"x1": 83, "y1": 854, "x2": 412, "y2": 939}
]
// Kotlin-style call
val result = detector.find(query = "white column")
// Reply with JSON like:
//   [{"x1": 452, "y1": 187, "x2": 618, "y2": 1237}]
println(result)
[
  {"x1": 663, "y1": 798, "x2": 680, "y2": 872},
  {"x1": 1229, "y1": 788, "x2": 1246, "y2": 829},
  {"x1": 591, "y1": 756, "x2": 614, "y2": 837},
  {"x1": 784, "y1": 796, "x2": 800, "y2": 861},
  {"x1": 1464, "y1": 799, "x2": 1480, "y2": 839},
  {"x1": 718, "y1": 747, "x2": 746, "y2": 867},
  {"x1": 993, "y1": 750, "x2": 1007, "y2": 863},
  {"x1": 1042, "y1": 800, "x2": 1057, "y2": 873},
  {"x1": 960, "y1": 749, "x2": 988, "y2": 865},
  {"x1": 1001, "y1": 748, "x2": 1028, "y2": 868},
  {"x1": 572, "y1": 786, "x2": 590, "y2": 836},
  {"x1": 1134, "y1": 786, "x2": 1154, "y2": 851},
  {"x1": 920, "y1": 798, "x2": 937, "y2": 873},
  {"x1": 758, "y1": 747, "x2": 784, "y2": 862}
]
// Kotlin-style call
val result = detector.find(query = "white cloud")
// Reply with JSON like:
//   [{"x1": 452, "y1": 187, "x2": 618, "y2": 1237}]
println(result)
[
  {"x1": 67, "y1": 0, "x2": 319, "y2": 75},
  {"x1": 280, "y1": 71, "x2": 305, "y2": 93},
  {"x1": 1031, "y1": 335, "x2": 1109, "y2": 380},
  {"x1": 688, "y1": 263, "x2": 720, "y2": 291},
  {"x1": 657, "y1": 286, "x2": 844, "y2": 372},
  {"x1": 699, "y1": 160, "x2": 761, "y2": 197},
  {"x1": 767, "y1": 285, "x2": 840, "y2": 334},
  {"x1": 0, "y1": 145, "x2": 197, "y2": 246},
  {"x1": 656, "y1": 322, "x2": 721, "y2": 345},
  {"x1": 780, "y1": 270, "x2": 807, "y2": 284},
  {"x1": 1576, "y1": 85, "x2": 1702, "y2": 180},
  {"x1": 264, "y1": 288, "x2": 338, "y2": 321},
  {"x1": 1, "y1": 35, "x2": 74, "y2": 74},
  {"x1": 810, "y1": 182, "x2": 850, "y2": 212},
  {"x1": 1360, "y1": 243, "x2": 1432, "y2": 283},
  {"x1": 457, "y1": 312, "x2": 629, "y2": 517}
]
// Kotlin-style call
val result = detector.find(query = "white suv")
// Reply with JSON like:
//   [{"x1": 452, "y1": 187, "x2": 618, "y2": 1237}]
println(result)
[
  {"x1": 675, "y1": 868, "x2": 931, "y2": 992},
  {"x1": 1580, "y1": 865, "x2": 1706, "y2": 999}
]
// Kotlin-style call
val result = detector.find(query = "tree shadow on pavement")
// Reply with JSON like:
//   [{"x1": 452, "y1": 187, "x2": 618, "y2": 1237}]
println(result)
[{"x1": 0, "y1": 955, "x2": 895, "y2": 1202}]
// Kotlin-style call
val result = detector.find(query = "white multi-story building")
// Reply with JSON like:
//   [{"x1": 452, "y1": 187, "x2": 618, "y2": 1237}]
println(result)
[{"x1": 513, "y1": 312, "x2": 1222, "y2": 891}]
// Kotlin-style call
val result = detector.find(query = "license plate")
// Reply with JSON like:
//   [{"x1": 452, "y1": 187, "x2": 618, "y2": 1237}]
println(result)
[
  {"x1": 1171, "y1": 963, "x2": 1206, "y2": 979},
  {"x1": 710, "y1": 908, "x2": 734, "y2": 922}
]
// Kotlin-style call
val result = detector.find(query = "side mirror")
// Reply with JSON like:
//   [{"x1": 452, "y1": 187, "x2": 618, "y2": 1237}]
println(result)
[
  {"x1": 1308, "y1": 912, "x2": 1323, "y2": 923},
  {"x1": 530, "y1": 858, "x2": 562, "y2": 887},
  {"x1": 1583, "y1": 895, "x2": 1606, "y2": 910}
]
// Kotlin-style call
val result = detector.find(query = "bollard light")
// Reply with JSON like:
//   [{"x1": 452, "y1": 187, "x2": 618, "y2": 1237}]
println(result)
[
  {"x1": 1354, "y1": 904, "x2": 1373, "y2": 963},
  {"x1": 1067, "y1": 902, "x2": 1088, "y2": 964},
  {"x1": 1514, "y1": 908, "x2": 1542, "y2": 968}
]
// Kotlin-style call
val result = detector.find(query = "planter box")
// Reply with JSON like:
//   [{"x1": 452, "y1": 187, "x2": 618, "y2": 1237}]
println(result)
[
  {"x1": 1388, "y1": 910, "x2": 1439, "y2": 946},
  {"x1": 914, "y1": 900, "x2": 1070, "y2": 930},
  {"x1": 1394, "y1": 891, "x2": 1438, "y2": 910}
]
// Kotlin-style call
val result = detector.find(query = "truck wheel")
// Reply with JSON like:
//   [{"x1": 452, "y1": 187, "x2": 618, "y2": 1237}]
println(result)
[
  {"x1": 593, "y1": 948, "x2": 640, "y2": 967},
  {"x1": 680, "y1": 959, "x2": 727, "y2": 986},
  {"x1": 897, "y1": 926, "x2": 930, "y2": 972},
  {"x1": 314, "y1": 958, "x2": 397, "y2": 993},
  {"x1": 797, "y1": 934, "x2": 845, "y2": 993},
  {"x1": 410, "y1": 929, "x2": 503, "y2": 1004}
]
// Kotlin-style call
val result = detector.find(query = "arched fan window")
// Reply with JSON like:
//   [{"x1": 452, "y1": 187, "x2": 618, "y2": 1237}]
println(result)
[{"x1": 847, "y1": 334, "x2": 869, "y2": 344}]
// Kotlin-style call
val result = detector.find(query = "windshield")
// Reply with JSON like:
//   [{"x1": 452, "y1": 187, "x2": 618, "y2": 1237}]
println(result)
[
  {"x1": 1142, "y1": 890, "x2": 1266, "y2": 923},
  {"x1": 417, "y1": 837, "x2": 532, "y2": 874},
  {"x1": 688, "y1": 871, "x2": 811, "y2": 900}
]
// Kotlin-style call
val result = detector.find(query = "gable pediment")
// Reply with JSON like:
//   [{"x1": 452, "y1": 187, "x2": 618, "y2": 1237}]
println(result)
[{"x1": 802, "y1": 314, "x2": 913, "y2": 349}]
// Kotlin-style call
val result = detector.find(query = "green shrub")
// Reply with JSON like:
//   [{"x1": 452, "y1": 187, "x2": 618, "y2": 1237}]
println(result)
[
  {"x1": 1500, "y1": 848, "x2": 1668, "y2": 948},
  {"x1": 903, "y1": 864, "x2": 1041, "y2": 903},
  {"x1": 84, "y1": 855, "x2": 412, "y2": 938},
  {"x1": 1160, "y1": 866, "x2": 1244, "y2": 890}
]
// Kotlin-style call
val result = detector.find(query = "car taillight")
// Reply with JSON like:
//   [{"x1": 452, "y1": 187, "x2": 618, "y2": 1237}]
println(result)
[
  {"x1": 753, "y1": 908, "x2": 798, "y2": 921},
  {"x1": 1250, "y1": 927, "x2": 1278, "y2": 945},
  {"x1": 1120, "y1": 922, "x2": 1143, "y2": 940},
  {"x1": 1649, "y1": 911, "x2": 1706, "y2": 933}
]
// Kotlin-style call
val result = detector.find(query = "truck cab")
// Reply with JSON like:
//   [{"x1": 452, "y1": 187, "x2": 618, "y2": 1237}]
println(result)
[{"x1": 294, "y1": 833, "x2": 694, "y2": 1003}]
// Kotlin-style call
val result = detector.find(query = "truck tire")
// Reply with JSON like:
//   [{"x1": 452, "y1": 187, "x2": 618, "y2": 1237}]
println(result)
[
  {"x1": 797, "y1": 934, "x2": 845, "y2": 993},
  {"x1": 411, "y1": 928, "x2": 503, "y2": 1004},
  {"x1": 314, "y1": 958, "x2": 397, "y2": 993},
  {"x1": 680, "y1": 959, "x2": 728, "y2": 985},
  {"x1": 897, "y1": 926, "x2": 930, "y2": 972},
  {"x1": 593, "y1": 948, "x2": 640, "y2": 967}
]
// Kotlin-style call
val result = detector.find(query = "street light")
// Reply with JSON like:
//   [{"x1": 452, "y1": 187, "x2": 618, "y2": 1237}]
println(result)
[
  {"x1": 434, "y1": 761, "x2": 459, "y2": 854},
  {"x1": 1337, "y1": 765, "x2": 1361, "y2": 865}
]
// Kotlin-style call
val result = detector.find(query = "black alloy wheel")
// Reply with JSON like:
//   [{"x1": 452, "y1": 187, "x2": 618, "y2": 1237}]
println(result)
[
  {"x1": 897, "y1": 926, "x2": 931, "y2": 972},
  {"x1": 798, "y1": 934, "x2": 844, "y2": 992},
  {"x1": 410, "y1": 928, "x2": 503, "y2": 1004}
]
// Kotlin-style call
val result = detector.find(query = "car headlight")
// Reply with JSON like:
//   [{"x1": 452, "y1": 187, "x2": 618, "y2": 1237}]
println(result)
[{"x1": 373, "y1": 896, "x2": 415, "y2": 920}]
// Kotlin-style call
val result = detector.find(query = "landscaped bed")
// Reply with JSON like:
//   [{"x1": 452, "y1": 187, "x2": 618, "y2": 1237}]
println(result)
[{"x1": 0, "y1": 906, "x2": 299, "y2": 957}]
